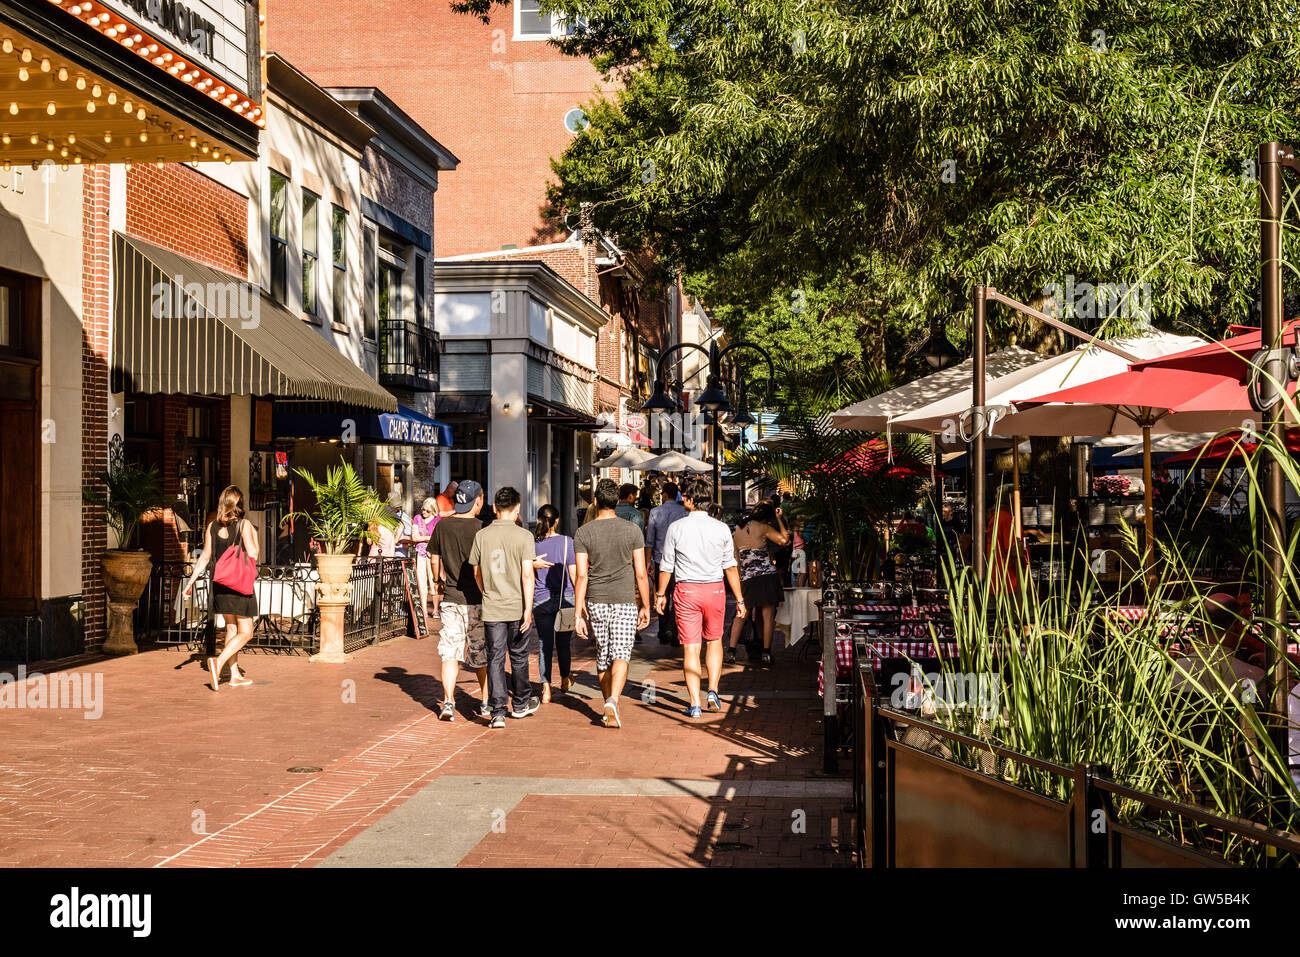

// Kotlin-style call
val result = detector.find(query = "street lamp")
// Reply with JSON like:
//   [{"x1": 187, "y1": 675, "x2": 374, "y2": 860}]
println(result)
[
  {"x1": 644, "y1": 338, "x2": 775, "y2": 504},
  {"x1": 922, "y1": 317, "x2": 964, "y2": 370}
]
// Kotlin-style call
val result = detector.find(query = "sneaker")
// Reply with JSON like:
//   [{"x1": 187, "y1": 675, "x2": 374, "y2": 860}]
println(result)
[
  {"x1": 479, "y1": 702, "x2": 492, "y2": 720},
  {"x1": 489, "y1": 714, "x2": 506, "y2": 729},
  {"x1": 706, "y1": 690, "x2": 722, "y2": 713},
  {"x1": 439, "y1": 700, "x2": 455, "y2": 722},
  {"x1": 684, "y1": 704, "x2": 703, "y2": 719},
  {"x1": 724, "y1": 648, "x2": 737, "y2": 664},
  {"x1": 510, "y1": 696, "x2": 542, "y2": 719},
  {"x1": 603, "y1": 700, "x2": 621, "y2": 728}
]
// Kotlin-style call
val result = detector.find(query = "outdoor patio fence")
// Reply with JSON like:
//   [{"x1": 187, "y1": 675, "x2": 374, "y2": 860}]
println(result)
[
  {"x1": 135, "y1": 557, "x2": 414, "y2": 656},
  {"x1": 851, "y1": 638, "x2": 1300, "y2": 868}
]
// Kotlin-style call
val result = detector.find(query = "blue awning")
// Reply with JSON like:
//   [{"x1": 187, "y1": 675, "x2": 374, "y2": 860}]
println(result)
[{"x1": 275, "y1": 403, "x2": 452, "y2": 447}]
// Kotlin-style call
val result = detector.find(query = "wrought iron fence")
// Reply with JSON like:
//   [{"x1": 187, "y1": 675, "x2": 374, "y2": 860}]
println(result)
[
  {"x1": 135, "y1": 557, "x2": 415, "y2": 656},
  {"x1": 343, "y1": 557, "x2": 412, "y2": 653}
]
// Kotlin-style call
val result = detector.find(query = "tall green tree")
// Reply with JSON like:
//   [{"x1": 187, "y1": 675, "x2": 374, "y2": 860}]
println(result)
[{"x1": 454, "y1": 0, "x2": 1300, "y2": 376}]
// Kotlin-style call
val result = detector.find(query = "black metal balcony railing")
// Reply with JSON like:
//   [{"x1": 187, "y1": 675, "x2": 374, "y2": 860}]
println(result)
[{"x1": 379, "y1": 320, "x2": 440, "y2": 391}]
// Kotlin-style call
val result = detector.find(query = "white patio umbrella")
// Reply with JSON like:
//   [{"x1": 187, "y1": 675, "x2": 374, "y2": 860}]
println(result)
[
  {"x1": 594, "y1": 446, "x2": 658, "y2": 470},
  {"x1": 1111, "y1": 433, "x2": 1219, "y2": 459},
  {"x1": 890, "y1": 331, "x2": 1207, "y2": 437},
  {"x1": 829, "y1": 346, "x2": 1045, "y2": 432},
  {"x1": 638, "y1": 450, "x2": 714, "y2": 473}
]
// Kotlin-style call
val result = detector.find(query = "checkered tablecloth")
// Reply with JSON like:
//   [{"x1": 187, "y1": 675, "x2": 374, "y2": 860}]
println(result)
[{"x1": 818, "y1": 636, "x2": 960, "y2": 695}]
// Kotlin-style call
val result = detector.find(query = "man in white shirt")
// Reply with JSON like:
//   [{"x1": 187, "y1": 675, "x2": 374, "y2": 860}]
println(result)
[
  {"x1": 655, "y1": 477, "x2": 745, "y2": 718},
  {"x1": 645, "y1": 481, "x2": 689, "y2": 645}
]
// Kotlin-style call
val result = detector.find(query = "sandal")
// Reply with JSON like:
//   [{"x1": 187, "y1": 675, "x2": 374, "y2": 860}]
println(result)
[
  {"x1": 561, "y1": 675, "x2": 575, "y2": 693},
  {"x1": 541, "y1": 684, "x2": 551, "y2": 704},
  {"x1": 207, "y1": 657, "x2": 221, "y2": 692}
]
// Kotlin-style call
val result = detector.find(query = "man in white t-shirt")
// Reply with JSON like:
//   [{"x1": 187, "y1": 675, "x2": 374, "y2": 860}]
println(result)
[{"x1": 655, "y1": 477, "x2": 745, "y2": 719}]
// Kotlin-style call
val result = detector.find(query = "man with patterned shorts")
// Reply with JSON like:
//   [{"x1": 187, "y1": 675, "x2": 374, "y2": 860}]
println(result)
[
  {"x1": 429, "y1": 479, "x2": 489, "y2": 721},
  {"x1": 656, "y1": 477, "x2": 745, "y2": 719},
  {"x1": 574, "y1": 478, "x2": 650, "y2": 729}
]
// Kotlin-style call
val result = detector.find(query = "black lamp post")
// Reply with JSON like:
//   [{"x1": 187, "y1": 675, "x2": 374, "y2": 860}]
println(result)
[{"x1": 644, "y1": 339, "x2": 775, "y2": 504}]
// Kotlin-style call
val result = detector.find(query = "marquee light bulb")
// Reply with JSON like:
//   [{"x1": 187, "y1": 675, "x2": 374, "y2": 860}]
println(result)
[
  {"x1": 1, "y1": 135, "x2": 8, "y2": 146},
  {"x1": 75, "y1": 75, "x2": 85, "y2": 90},
  {"x1": 1, "y1": 39, "x2": 11, "y2": 54},
  {"x1": 103, "y1": 131, "x2": 111, "y2": 143},
  {"x1": 85, "y1": 100, "x2": 95, "y2": 112},
  {"x1": 57, "y1": 67, "x2": 68, "y2": 81},
  {"x1": 19, "y1": 47, "x2": 31, "y2": 62},
  {"x1": 29, "y1": 133, "x2": 39, "y2": 144},
  {"x1": 17, "y1": 67, "x2": 28, "y2": 81},
  {"x1": 7, "y1": 102, "x2": 16, "y2": 115},
  {"x1": 39, "y1": 57, "x2": 50, "y2": 72},
  {"x1": 67, "y1": 133, "x2": 75, "y2": 144},
  {"x1": 46, "y1": 101, "x2": 55, "y2": 115},
  {"x1": 91, "y1": 83, "x2": 101, "y2": 97}
]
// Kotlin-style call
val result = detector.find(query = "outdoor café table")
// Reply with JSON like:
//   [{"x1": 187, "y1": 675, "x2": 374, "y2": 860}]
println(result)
[
  {"x1": 776, "y1": 586, "x2": 822, "y2": 650},
  {"x1": 255, "y1": 567, "x2": 319, "y2": 635}
]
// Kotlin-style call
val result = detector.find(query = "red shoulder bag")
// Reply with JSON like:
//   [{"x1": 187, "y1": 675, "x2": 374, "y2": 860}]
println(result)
[{"x1": 213, "y1": 520, "x2": 257, "y2": 595}]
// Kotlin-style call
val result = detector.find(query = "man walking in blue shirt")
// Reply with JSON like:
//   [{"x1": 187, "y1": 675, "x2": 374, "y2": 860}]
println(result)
[{"x1": 645, "y1": 481, "x2": 688, "y2": 645}]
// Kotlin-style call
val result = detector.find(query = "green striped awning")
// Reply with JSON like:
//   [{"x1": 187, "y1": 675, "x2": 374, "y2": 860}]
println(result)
[{"x1": 112, "y1": 232, "x2": 397, "y2": 412}]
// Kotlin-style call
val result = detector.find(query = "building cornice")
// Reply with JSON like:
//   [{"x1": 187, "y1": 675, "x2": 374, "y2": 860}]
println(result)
[{"x1": 434, "y1": 259, "x2": 608, "y2": 336}]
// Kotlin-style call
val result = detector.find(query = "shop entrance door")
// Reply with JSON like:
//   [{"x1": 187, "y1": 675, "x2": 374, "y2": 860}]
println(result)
[{"x1": 0, "y1": 270, "x2": 40, "y2": 617}]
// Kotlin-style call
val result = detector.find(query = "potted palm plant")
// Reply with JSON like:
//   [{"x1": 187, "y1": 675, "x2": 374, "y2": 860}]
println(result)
[
  {"x1": 82, "y1": 462, "x2": 164, "y2": 655},
  {"x1": 284, "y1": 462, "x2": 397, "y2": 592}
]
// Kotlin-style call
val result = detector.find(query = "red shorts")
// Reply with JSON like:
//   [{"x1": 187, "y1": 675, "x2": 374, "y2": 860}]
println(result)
[{"x1": 673, "y1": 581, "x2": 726, "y2": 644}]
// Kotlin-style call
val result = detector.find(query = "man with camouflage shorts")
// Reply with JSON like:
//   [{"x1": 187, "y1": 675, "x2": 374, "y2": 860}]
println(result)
[
  {"x1": 429, "y1": 479, "x2": 489, "y2": 720},
  {"x1": 574, "y1": 478, "x2": 650, "y2": 729}
]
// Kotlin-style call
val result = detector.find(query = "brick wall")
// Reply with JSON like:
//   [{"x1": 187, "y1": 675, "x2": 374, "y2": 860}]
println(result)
[
  {"x1": 81, "y1": 164, "x2": 111, "y2": 654},
  {"x1": 266, "y1": 0, "x2": 614, "y2": 257},
  {"x1": 124, "y1": 164, "x2": 249, "y2": 275},
  {"x1": 361, "y1": 145, "x2": 435, "y2": 237}
]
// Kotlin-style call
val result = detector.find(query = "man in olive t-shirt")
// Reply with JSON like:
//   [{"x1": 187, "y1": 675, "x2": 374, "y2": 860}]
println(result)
[
  {"x1": 470, "y1": 486, "x2": 539, "y2": 725},
  {"x1": 574, "y1": 478, "x2": 650, "y2": 729}
]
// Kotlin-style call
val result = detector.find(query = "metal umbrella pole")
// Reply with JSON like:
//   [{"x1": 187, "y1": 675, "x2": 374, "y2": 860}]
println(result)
[
  {"x1": 1258, "y1": 141, "x2": 1293, "y2": 776},
  {"x1": 971, "y1": 285, "x2": 988, "y2": 578}
]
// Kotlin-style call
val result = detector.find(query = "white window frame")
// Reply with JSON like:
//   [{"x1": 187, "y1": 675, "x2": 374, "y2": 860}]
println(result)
[{"x1": 514, "y1": 1, "x2": 585, "y2": 40}]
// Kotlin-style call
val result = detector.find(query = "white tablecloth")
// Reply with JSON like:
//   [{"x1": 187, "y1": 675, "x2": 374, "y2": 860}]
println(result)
[{"x1": 775, "y1": 587, "x2": 821, "y2": 648}]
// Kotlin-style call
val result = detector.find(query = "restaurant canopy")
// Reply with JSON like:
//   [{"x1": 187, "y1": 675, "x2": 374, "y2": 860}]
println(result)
[
  {"x1": 111, "y1": 233, "x2": 398, "y2": 412},
  {"x1": 273, "y1": 403, "x2": 452, "y2": 446},
  {"x1": 829, "y1": 346, "x2": 1044, "y2": 432}
]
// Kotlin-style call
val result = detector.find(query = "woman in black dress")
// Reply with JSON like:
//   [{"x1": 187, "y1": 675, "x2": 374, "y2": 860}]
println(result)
[{"x1": 182, "y1": 485, "x2": 260, "y2": 691}]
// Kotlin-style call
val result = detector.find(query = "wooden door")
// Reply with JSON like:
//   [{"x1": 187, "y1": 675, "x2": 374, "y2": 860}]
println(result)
[{"x1": 0, "y1": 270, "x2": 40, "y2": 615}]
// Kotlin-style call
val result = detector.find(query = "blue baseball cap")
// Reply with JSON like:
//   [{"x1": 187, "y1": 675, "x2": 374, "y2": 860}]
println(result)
[{"x1": 453, "y1": 479, "x2": 483, "y2": 513}]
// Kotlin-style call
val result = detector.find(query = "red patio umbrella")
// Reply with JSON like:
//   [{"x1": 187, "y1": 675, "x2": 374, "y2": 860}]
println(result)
[
  {"x1": 811, "y1": 439, "x2": 925, "y2": 479},
  {"x1": 1163, "y1": 430, "x2": 1300, "y2": 467}
]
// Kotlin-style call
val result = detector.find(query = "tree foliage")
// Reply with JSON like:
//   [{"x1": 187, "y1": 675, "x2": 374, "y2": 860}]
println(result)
[{"x1": 454, "y1": 0, "x2": 1300, "y2": 375}]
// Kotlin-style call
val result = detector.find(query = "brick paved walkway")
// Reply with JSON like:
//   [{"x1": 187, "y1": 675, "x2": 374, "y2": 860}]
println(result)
[{"x1": 0, "y1": 625, "x2": 853, "y2": 867}]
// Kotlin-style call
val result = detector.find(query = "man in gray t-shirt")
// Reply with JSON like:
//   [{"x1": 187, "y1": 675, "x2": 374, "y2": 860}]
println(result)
[{"x1": 574, "y1": 478, "x2": 649, "y2": 729}]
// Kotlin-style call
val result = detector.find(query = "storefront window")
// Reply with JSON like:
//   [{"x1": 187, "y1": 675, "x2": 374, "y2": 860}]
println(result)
[{"x1": 447, "y1": 419, "x2": 489, "y2": 493}]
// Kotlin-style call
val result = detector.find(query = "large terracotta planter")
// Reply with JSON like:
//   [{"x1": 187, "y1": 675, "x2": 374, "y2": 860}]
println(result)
[
  {"x1": 312, "y1": 552, "x2": 356, "y2": 664},
  {"x1": 101, "y1": 549, "x2": 153, "y2": 656}
]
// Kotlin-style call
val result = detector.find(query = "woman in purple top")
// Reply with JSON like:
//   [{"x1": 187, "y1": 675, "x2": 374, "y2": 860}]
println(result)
[
  {"x1": 530, "y1": 503, "x2": 577, "y2": 703},
  {"x1": 410, "y1": 497, "x2": 440, "y2": 619}
]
